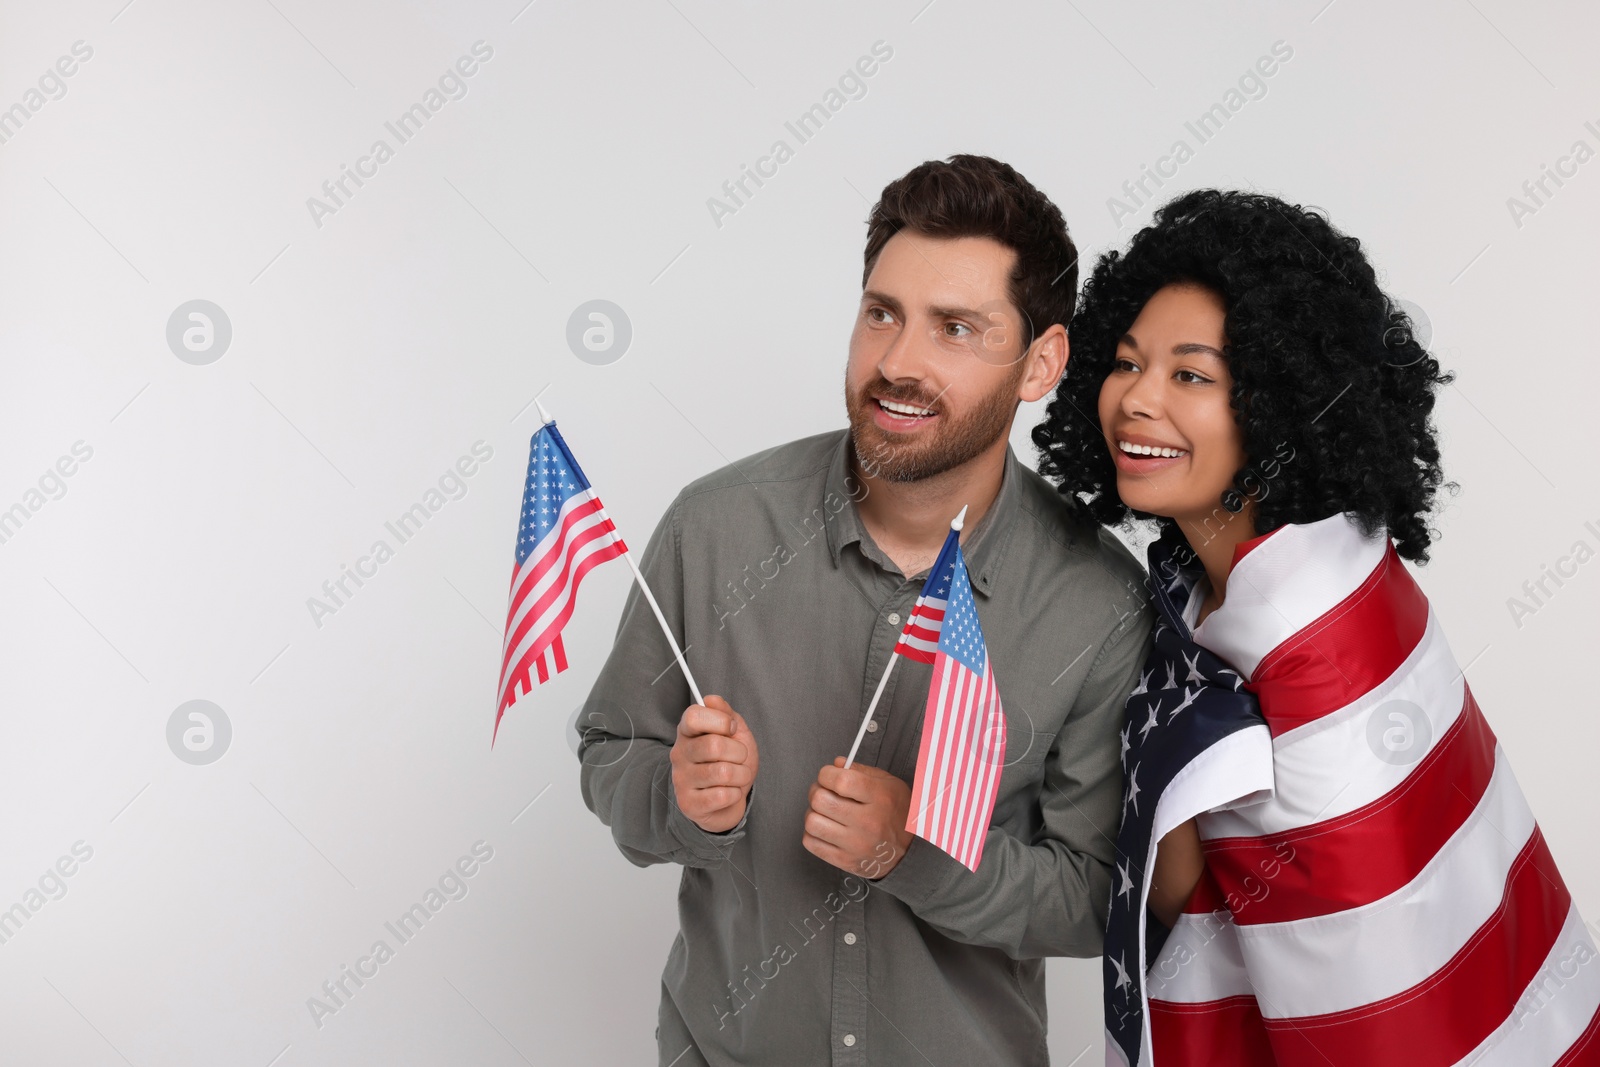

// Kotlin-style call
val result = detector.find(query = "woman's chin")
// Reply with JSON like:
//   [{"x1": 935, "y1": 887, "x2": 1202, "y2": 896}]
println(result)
[{"x1": 1115, "y1": 484, "x2": 1179, "y2": 520}]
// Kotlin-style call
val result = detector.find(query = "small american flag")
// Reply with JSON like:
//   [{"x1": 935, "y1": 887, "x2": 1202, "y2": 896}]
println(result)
[
  {"x1": 902, "y1": 526, "x2": 1007, "y2": 872},
  {"x1": 891, "y1": 550, "x2": 947, "y2": 663},
  {"x1": 495, "y1": 419, "x2": 627, "y2": 743}
]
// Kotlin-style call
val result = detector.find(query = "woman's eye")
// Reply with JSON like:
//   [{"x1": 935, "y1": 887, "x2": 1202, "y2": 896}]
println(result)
[
  {"x1": 1176, "y1": 369, "x2": 1214, "y2": 384},
  {"x1": 1112, "y1": 356, "x2": 1138, "y2": 372}
]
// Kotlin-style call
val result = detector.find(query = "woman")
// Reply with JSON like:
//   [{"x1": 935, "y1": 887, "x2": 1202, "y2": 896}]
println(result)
[{"x1": 1032, "y1": 189, "x2": 1600, "y2": 1066}]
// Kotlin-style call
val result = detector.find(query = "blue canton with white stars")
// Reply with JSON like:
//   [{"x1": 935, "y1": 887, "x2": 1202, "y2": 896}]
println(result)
[
  {"x1": 935, "y1": 543, "x2": 986, "y2": 676},
  {"x1": 1103, "y1": 529, "x2": 1267, "y2": 1067},
  {"x1": 518, "y1": 424, "x2": 592, "y2": 566}
]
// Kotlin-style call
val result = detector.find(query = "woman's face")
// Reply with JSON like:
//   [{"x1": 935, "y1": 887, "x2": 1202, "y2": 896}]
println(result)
[{"x1": 1096, "y1": 283, "x2": 1247, "y2": 523}]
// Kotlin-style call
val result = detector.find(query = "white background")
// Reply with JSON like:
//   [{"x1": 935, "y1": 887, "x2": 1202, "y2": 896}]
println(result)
[{"x1": 1, "y1": 1, "x2": 1596, "y2": 1063}]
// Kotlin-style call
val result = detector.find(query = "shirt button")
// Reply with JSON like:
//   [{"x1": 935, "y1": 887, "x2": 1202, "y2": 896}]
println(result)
[
  {"x1": 844, "y1": 932, "x2": 857, "y2": 944},
  {"x1": 887, "y1": 612, "x2": 901, "y2": 626},
  {"x1": 866, "y1": 720, "x2": 878, "y2": 733},
  {"x1": 843, "y1": 1034, "x2": 856, "y2": 1047}
]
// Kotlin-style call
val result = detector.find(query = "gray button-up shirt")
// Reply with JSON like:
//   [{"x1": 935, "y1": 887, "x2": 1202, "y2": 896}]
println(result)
[{"x1": 577, "y1": 428, "x2": 1154, "y2": 1066}]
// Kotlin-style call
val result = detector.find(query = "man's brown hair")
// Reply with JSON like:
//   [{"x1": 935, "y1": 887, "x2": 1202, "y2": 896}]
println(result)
[{"x1": 862, "y1": 154, "x2": 1079, "y2": 349}]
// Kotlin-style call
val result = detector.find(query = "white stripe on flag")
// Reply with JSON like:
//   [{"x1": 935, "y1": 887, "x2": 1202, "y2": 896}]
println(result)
[
  {"x1": 499, "y1": 512, "x2": 622, "y2": 696},
  {"x1": 915, "y1": 662, "x2": 958, "y2": 839},
  {"x1": 1202, "y1": 608, "x2": 1464, "y2": 839},
  {"x1": 1236, "y1": 748, "x2": 1534, "y2": 1018},
  {"x1": 1455, "y1": 905, "x2": 1600, "y2": 1066},
  {"x1": 502, "y1": 490, "x2": 609, "y2": 650},
  {"x1": 1197, "y1": 512, "x2": 1388, "y2": 681},
  {"x1": 949, "y1": 666, "x2": 985, "y2": 866},
  {"x1": 933, "y1": 662, "x2": 974, "y2": 847},
  {"x1": 957, "y1": 665, "x2": 1002, "y2": 867}
]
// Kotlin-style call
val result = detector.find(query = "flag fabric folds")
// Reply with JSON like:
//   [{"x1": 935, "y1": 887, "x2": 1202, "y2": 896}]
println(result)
[
  {"x1": 1104, "y1": 513, "x2": 1600, "y2": 1066},
  {"x1": 495, "y1": 420, "x2": 627, "y2": 743},
  {"x1": 1102, "y1": 531, "x2": 1275, "y2": 1066},
  {"x1": 900, "y1": 525, "x2": 1008, "y2": 873}
]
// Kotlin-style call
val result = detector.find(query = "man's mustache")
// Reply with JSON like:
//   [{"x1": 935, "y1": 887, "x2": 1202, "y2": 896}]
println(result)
[{"x1": 858, "y1": 380, "x2": 943, "y2": 413}]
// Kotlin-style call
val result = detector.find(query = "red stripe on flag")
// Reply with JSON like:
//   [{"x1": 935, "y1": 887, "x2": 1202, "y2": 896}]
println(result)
[
  {"x1": 948, "y1": 666, "x2": 982, "y2": 865},
  {"x1": 1248, "y1": 543, "x2": 1430, "y2": 735},
  {"x1": 908, "y1": 657, "x2": 956, "y2": 841},
  {"x1": 502, "y1": 514, "x2": 621, "y2": 663},
  {"x1": 966, "y1": 670, "x2": 1004, "y2": 868},
  {"x1": 956, "y1": 669, "x2": 1000, "y2": 868},
  {"x1": 1259, "y1": 828, "x2": 1571, "y2": 1066},
  {"x1": 1201, "y1": 685, "x2": 1495, "y2": 926},
  {"x1": 497, "y1": 537, "x2": 626, "y2": 713},
  {"x1": 506, "y1": 496, "x2": 606, "y2": 615},
  {"x1": 926, "y1": 658, "x2": 961, "y2": 841},
  {"x1": 1554, "y1": 999, "x2": 1600, "y2": 1067},
  {"x1": 1150, "y1": 995, "x2": 1278, "y2": 1067}
]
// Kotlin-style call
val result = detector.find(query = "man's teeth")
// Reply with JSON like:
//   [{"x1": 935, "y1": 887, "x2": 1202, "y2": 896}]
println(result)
[
  {"x1": 880, "y1": 399, "x2": 934, "y2": 417},
  {"x1": 1118, "y1": 440, "x2": 1188, "y2": 458}
]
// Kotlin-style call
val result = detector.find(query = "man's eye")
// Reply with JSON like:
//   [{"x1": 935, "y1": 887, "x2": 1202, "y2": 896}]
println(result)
[
  {"x1": 943, "y1": 322, "x2": 972, "y2": 338},
  {"x1": 867, "y1": 307, "x2": 893, "y2": 324}
]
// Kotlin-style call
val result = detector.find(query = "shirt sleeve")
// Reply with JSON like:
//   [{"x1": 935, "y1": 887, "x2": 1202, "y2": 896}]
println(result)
[
  {"x1": 868, "y1": 602, "x2": 1154, "y2": 959},
  {"x1": 576, "y1": 491, "x2": 752, "y2": 869}
]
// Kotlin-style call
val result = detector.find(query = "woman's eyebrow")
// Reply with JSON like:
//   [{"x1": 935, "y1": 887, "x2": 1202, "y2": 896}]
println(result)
[{"x1": 1118, "y1": 335, "x2": 1225, "y2": 358}]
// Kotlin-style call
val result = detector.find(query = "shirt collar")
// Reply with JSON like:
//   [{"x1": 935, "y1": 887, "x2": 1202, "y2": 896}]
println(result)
[{"x1": 823, "y1": 429, "x2": 1020, "y2": 597}]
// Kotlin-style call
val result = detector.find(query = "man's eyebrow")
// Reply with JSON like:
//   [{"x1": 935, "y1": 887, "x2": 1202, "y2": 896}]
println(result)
[
  {"x1": 928, "y1": 302, "x2": 991, "y2": 322},
  {"x1": 861, "y1": 289, "x2": 992, "y2": 322},
  {"x1": 861, "y1": 289, "x2": 904, "y2": 315}
]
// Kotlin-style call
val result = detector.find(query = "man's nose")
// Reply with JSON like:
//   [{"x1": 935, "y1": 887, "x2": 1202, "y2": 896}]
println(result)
[{"x1": 876, "y1": 319, "x2": 932, "y2": 383}]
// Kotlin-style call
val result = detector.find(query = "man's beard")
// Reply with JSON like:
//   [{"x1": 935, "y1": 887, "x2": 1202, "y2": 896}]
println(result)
[{"x1": 845, "y1": 372, "x2": 1020, "y2": 483}]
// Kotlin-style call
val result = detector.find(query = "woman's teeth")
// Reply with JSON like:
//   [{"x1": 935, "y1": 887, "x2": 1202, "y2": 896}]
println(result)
[
  {"x1": 1118, "y1": 440, "x2": 1188, "y2": 458},
  {"x1": 879, "y1": 399, "x2": 934, "y2": 417}
]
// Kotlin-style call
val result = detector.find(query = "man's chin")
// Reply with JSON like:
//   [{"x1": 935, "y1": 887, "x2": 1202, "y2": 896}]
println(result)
[{"x1": 852, "y1": 430, "x2": 954, "y2": 483}]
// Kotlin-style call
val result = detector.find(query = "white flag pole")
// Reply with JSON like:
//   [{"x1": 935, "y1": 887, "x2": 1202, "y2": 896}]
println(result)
[
  {"x1": 537, "y1": 398, "x2": 705, "y2": 707},
  {"x1": 621, "y1": 550, "x2": 704, "y2": 706},
  {"x1": 843, "y1": 504, "x2": 967, "y2": 769}
]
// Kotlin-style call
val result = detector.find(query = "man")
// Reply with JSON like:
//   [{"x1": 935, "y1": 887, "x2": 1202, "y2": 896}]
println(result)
[{"x1": 577, "y1": 154, "x2": 1154, "y2": 1066}]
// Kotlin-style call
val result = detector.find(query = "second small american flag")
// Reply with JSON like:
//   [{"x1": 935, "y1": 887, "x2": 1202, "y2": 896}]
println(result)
[{"x1": 898, "y1": 524, "x2": 1007, "y2": 872}]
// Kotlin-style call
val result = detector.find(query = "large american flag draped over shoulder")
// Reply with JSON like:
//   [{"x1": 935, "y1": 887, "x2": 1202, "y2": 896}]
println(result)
[
  {"x1": 1106, "y1": 513, "x2": 1600, "y2": 1067},
  {"x1": 494, "y1": 419, "x2": 627, "y2": 743},
  {"x1": 901, "y1": 525, "x2": 1007, "y2": 873}
]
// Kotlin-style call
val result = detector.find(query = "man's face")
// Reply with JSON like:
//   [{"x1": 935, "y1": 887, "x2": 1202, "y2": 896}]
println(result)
[{"x1": 845, "y1": 230, "x2": 1033, "y2": 483}]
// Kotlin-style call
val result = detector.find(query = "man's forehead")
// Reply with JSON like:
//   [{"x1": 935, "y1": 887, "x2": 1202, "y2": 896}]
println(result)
[{"x1": 868, "y1": 230, "x2": 1018, "y2": 309}]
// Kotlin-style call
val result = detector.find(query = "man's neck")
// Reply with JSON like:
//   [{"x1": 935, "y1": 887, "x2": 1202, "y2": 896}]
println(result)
[{"x1": 851, "y1": 434, "x2": 1010, "y2": 575}]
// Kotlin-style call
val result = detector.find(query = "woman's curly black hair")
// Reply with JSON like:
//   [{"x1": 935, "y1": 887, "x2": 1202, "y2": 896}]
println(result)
[{"x1": 1031, "y1": 188, "x2": 1458, "y2": 563}]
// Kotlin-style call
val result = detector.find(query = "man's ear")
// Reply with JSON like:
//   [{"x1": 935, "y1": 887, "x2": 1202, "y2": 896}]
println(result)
[{"x1": 1018, "y1": 323, "x2": 1069, "y2": 403}]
